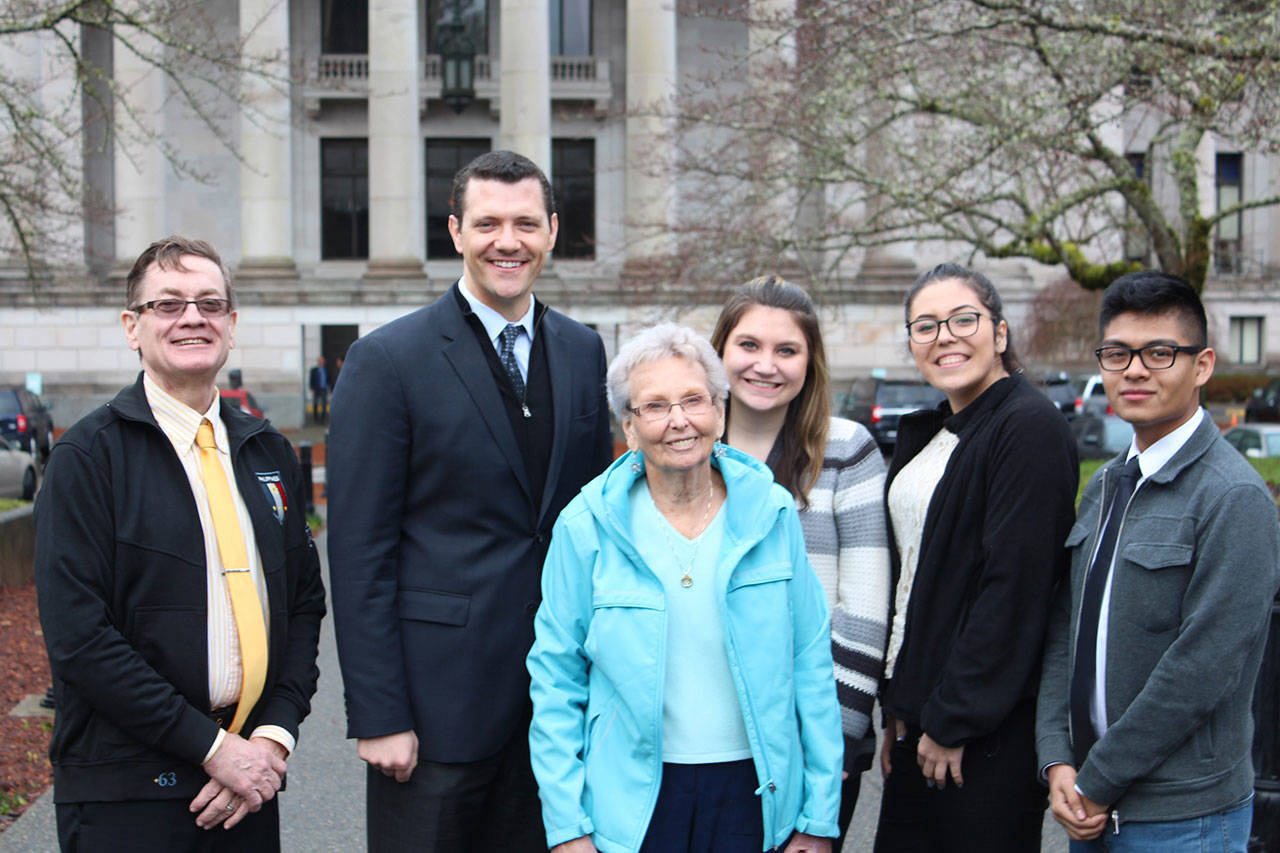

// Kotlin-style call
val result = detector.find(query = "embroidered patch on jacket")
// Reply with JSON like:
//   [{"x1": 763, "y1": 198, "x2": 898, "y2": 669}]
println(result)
[{"x1": 256, "y1": 471, "x2": 288, "y2": 524}]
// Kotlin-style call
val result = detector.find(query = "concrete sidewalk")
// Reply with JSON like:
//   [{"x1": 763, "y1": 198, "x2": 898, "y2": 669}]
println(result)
[{"x1": 1, "y1": 523, "x2": 1068, "y2": 852}]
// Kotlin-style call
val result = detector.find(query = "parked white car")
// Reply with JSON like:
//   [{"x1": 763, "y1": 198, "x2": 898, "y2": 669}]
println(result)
[
  {"x1": 1076, "y1": 374, "x2": 1111, "y2": 417},
  {"x1": 0, "y1": 435, "x2": 37, "y2": 500}
]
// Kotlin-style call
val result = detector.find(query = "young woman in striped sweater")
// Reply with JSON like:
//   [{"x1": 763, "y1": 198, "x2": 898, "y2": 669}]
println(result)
[{"x1": 712, "y1": 276, "x2": 891, "y2": 848}]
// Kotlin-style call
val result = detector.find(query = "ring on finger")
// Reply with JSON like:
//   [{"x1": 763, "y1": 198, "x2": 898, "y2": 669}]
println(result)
[{"x1": 225, "y1": 801, "x2": 237, "y2": 812}]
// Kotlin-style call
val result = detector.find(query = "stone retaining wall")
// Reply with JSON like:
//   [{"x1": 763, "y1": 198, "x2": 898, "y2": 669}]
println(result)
[{"x1": 0, "y1": 504, "x2": 35, "y2": 587}]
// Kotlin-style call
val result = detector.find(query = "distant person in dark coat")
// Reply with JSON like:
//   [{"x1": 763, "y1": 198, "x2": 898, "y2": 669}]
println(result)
[{"x1": 308, "y1": 356, "x2": 329, "y2": 424}]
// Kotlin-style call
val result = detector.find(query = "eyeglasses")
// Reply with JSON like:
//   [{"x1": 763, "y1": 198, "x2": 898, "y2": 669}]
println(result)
[
  {"x1": 1095, "y1": 343, "x2": 1204, "y2": 372},
  {"x1": 905, "y1": 311, "x2": 985, "y2": 344},
  {"x1": 628, "y1": 393, "x2": 714, "y2": 422},
  {"x1": 129, "y1": 298, "x2": 232, "y2": 318}
]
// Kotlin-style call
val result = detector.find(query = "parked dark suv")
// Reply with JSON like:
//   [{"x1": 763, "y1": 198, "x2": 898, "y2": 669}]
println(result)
[
  {"x1": 841, "y1": 378, "x2": 945, "y2": 454},
  {"x1": 0, "y1": 386, "x2": 54, "y2": 465},
  {"x1": 1245, "y1": 378, "x2": 1280, "y2": 423},
  {"x1": 1038, "y1": 372, "x2": 1079, "y2": 419}
]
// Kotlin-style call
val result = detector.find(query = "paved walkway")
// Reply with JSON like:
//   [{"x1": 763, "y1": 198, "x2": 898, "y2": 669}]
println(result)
[{"x1": 0, "y1": 522, "x2": 1069, "y2": 852}]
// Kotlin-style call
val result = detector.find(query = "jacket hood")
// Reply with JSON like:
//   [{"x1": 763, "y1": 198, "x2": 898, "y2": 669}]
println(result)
[{"x1": 581, "y1": 443, "x2": 794, "y2": 561}]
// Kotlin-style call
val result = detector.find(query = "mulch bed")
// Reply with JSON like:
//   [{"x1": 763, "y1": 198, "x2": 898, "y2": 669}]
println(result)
[{"x1": 0, "y1": 582, "x2": 52, "y2": 832}]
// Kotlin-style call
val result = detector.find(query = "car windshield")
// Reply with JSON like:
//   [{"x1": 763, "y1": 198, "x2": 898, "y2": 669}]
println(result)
[
  {"x1": 1103, "y1": 418, "x2": 1135, "y2": 453},
  {"x1": 1268, "y1": 434, "x2": 1280, "y2": 456},
  {"x1": 878, "y1": 384, "x2": 945, "y2": 407},
  {"x1": 0, "y1": 391, "x2": 19, "y2": 417}
]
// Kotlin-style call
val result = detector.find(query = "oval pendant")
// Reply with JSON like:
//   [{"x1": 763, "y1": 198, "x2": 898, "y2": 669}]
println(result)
[{"x1": 681, "y1": 573, "x2": 693, "y2": 588}]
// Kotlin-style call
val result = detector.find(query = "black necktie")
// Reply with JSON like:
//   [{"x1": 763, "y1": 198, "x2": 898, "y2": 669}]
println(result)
[
  {"x1": 498, "y1": 324, "x2": 525, "y2": 398},
  {"x1": 1070, "y1": 455, "x2": 1142, "y2": 767}
]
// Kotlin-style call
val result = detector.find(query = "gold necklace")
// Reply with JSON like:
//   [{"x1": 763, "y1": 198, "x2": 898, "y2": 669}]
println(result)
[{"x1": 658, "y1": 486, "x2": 715, "y2": 589}]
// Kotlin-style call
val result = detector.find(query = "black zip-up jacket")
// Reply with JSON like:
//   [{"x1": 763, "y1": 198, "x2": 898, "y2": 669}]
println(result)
[
  {"x1": 882, "y1": 375, "x2": 1077, "y2": 746},
  {"x1": 34, "y1": 375, "x2": 326, "y2": 802}
]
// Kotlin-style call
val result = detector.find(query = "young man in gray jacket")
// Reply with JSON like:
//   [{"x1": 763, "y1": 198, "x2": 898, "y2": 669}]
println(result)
[{"x1": 1037, "y1": 270, "x2": 1280, "y2": 851}]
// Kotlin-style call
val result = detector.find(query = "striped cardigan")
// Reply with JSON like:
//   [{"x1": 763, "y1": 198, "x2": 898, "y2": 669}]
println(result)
[{"x1": 792, "y1": 417, "x2": 891, "y2": 744}]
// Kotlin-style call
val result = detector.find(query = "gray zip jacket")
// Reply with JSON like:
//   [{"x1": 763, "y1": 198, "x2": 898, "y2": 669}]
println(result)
[{"x1": 1037, "y1": 413, "x2": 1280, "y2": 824}]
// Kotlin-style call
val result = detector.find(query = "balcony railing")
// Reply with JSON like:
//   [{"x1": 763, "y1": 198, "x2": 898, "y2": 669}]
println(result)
[{"x1": 304, "y1": 53, "x2": 611, "y2": 115}]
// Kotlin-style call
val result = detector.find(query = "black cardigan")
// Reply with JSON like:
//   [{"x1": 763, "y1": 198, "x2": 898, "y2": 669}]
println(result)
[{"x1": 882, "y1": 374, "x2": 1077, "y2": 747}]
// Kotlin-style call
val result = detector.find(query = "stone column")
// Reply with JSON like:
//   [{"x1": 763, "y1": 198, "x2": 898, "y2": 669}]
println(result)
[
  {"x1": 365, "y1": 0, "x2": 426, "y2": 284},
  {"x1": 113, "y1": 11, "x2": 166, "y2": 266},
  {"x1": 624, "y1": 0, "x2": 677, "y2": 262},
  {"x1": 498, "y1": 0, "x2": 551, "y2": 174},
  {"x1": 238, "y1": 0, "x2": 297, "y2": 283}
]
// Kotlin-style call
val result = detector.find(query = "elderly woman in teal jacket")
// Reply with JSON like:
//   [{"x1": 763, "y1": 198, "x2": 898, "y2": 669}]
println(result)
[{"x1": 527, "y1": 323, "x2": 842, "y2": 853}]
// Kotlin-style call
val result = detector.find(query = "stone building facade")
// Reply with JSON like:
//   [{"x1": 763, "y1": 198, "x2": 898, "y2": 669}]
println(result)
[{"x1": 0, "y1": 0, "x2": 1277, "y2": 428}]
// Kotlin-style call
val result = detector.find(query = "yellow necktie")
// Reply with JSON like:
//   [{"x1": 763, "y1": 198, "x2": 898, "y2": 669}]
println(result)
[{"x1": 196, "y1": 419, "x2": 267, "y2": 734}]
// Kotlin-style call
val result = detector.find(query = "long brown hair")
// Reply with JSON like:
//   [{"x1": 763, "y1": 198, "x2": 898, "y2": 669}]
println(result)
[{"x1": 711, "y1": 275, "x2": 830, "y2": 509}]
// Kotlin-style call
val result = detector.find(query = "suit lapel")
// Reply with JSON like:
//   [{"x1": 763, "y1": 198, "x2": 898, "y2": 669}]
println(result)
[
  {"x1": 439, "y1": 286, "x2": 534, "y2": 503},
  {"x1": 538, "y1": 313, "x2": 573, "y2": 524}
]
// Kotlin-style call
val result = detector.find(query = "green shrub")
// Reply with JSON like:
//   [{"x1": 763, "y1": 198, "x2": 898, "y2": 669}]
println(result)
[{"x1": 1202, "y1": 374, "x2": 1271, "y2": 404}]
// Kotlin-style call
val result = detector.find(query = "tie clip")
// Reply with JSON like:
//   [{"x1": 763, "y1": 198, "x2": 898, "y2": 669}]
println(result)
[{"x1": 222, "y1": 568, "x2": 251, "y2": 574}]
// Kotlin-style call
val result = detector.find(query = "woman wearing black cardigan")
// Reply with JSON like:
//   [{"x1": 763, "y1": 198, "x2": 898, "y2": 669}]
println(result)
[{"x1": 874, "y1": 264, "x2": 1078, "y2": 852}]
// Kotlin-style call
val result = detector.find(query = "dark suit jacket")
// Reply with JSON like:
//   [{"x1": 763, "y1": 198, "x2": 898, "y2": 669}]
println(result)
[
  {"x1": 327, "y1": 283, "x2": 613, "y2": 762},
  {"x1": 34, "y1": 376, "x2": 326, "y2": 802},
  {"x1": 309, "y1": 365, "x2": 328, "y2": 394}
]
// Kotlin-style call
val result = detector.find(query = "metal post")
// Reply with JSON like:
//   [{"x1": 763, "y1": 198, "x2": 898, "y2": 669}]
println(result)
[{"x1": 299, "y1": 441, "x2": 315, "y2": 515}]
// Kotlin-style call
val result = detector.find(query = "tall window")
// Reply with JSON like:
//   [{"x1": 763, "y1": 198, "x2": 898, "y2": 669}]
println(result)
[
  {"x1": 1229, "y1": 316, "x2": 1263, "y2": 364},
  {"x1": 428, "y1": 0, "x2": 488, "y2": 54},
  {"x1": 1215, "y1": 152, "x2": 1243, "y2": 274},
  {"x1": 1124, "y1": 151, "x2": 1149, "y2": 263},
  {"x1": 552, "y1": 139, "x2": 595, "y2": 259},
  {"x1": 550, "y1": 0, "x2": 591, "y2": 55},
  {"x1": 425, "y1": 139, "x2": 491, "y2": 259},
  {"x1": 322, "y1": 0, "x2": 368, "y2": 53},
  {"x1": 321, "y1": 139, "x2": 369, "y2": 260}
]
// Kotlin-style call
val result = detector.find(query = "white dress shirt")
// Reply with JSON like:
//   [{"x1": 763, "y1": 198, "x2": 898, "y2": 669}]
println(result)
[
  {"x1": 1089, "y1": 407, "x2": 1205, "y2": 738},
  {"x1": 459, "y1": 275, "x2": 535, "y2": 383}
]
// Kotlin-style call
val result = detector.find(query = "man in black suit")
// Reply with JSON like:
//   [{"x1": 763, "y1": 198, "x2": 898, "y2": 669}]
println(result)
[
  {"x1": 327, "y1": 151, "x2": 614, "y2": 852},
  {"x1": 35, "y1": 236, "x2": 326, "y2": 852},
  {"x1": 308, "y1": 356, "x2": 329, "y2": 424}
]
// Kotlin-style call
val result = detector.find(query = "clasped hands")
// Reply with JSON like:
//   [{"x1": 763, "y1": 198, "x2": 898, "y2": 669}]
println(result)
[
  {"x1": 190, "y1": 734, "x2": 288, "y2": 830},
  {"x1": 1047, "y1": 764, "x2": 1109, "y2": 841}
]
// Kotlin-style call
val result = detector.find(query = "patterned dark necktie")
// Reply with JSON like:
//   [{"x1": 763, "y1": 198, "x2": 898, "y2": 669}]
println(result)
[
  {"x1": 1070, "y1": 455, "x2": 1141, "y2": 767},
  {"x1": 498, "y1": 324, "x2": 525, "y2": 398}
]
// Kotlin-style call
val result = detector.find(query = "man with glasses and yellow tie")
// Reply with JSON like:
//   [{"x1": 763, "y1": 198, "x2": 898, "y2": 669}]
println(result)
[{"x1": 35, "y1": 236, "x2": 326, "y2": 852}]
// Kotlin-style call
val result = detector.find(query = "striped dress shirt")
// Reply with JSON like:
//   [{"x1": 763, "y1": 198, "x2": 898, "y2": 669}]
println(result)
[{"x1": 143, "y1": 375, "x2": 294, "y2": 757}]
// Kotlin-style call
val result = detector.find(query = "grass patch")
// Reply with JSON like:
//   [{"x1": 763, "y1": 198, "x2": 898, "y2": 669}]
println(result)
[
  {"x1": 1076, "y1": 457, "x2": 1280, "y2": 509},
  {"x1": 0, "y1": 789, "x2": 28, "y2": 818},
  {"x1": 1076, "y1": 459, "x2": 1106, "y2": 507},
  {"x1": 1248, "y1": 457, "x2": 1280, "y2": 487},
  {"x1": 306, "y1": 513, "x2": 324, "y2": 533},
  {"x1": 0, "y1": 498, "x2": 28, "y2": 514}
]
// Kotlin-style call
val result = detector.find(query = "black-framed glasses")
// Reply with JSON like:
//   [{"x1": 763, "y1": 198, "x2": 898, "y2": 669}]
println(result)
[
  {"x1": 905, "y1": 311, "x2": 985, "y2": 344},
  {"x1": 629, "y1": 393, "x2": 713, "y2": 422},
  {"x1": 129, "y1": 298, "x2": 232, "y2": 318},
  {"x1": 1094, "y1": 343, "x2": 1204, "y2": 372}
]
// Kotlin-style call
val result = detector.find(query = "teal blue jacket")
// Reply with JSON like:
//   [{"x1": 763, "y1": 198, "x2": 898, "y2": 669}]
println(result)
[{"x1": 527, "y1": 446, "x2": 843, "y2": 852}]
